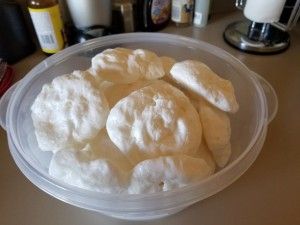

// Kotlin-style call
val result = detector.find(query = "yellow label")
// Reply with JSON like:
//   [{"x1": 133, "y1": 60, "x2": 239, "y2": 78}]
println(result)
[{"x1": 29, "y1": 5, "x2": 64, "y2": 53}]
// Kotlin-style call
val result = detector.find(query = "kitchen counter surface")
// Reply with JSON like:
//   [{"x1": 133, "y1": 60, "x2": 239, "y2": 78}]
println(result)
[{"x1": 1, "y1": 11, "x2": 299, "y2": 225}]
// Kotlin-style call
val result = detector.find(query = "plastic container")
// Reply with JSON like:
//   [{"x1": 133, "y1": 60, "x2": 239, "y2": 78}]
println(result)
[{"x1": 0, "y1": 33, "x2": 278, "y2": 220}]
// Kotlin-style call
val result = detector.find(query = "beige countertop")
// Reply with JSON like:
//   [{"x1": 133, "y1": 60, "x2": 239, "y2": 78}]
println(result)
[{"x1": 1, "y1": 11, "x2": 299, "y2": 225}]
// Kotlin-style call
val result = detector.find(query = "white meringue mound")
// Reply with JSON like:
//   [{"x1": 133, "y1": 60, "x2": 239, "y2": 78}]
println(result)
[
  {"x1": 106, "y1": 80, "x2": 202, "y2": 164},
  {"x1": 49, "y1": 145, "x2": 126, "y2": 193},
  {"x1": 99, "y1": 80, "x2": 153, "y2": 108},
  {"x1": 31, "y1": 71, "x2": 109, "y2": 152},
  {"x1": 161, "y1": 56, "x2": 176, "y2": 72},
  {"x1": 197, "y1": 99, "x2": 232, "y2": 167},
  {"x1": 91, "y1": 48, "x2": 165, "y2": 84},
  {"x1": 170, "y1": 60, "x2": 239, "y2": 113},
  {"x1": 193, "y1": 141, "x2": 216, "y2": 173},
  {"x1": 88, "y1": 129, "x2": 134, "y2": 172},
  {"x1": 128, "y1": 155, "x2": 213, "y2": 194},
  {"x1": 132, "y1": 49, "x2": 165, "y2": 80},
  {"x1": 31, "y1": 47, "x2": 240, "y2": 195}
]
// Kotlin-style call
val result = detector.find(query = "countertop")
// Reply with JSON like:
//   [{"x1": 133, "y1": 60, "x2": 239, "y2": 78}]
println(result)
[{"x1": 1, "y1": 11, "x2": 299, "y2": 225}]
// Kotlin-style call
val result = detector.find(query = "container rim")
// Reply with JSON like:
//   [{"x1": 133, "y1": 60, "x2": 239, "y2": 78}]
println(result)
[{"x1": 6, "y1": 33, "x2": 268, "y2": 211}]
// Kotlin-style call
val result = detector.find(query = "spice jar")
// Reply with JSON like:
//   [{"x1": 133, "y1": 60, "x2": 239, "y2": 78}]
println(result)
[{"x1": 171, "y1": 0, "x2": 194, "y2": 26}]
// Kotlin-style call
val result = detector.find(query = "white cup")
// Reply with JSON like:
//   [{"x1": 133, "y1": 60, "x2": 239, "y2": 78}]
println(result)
[
  {"x1": 243, "y1": 0, "x2": 285, "y2": 23},
  {"x1": 66, "y1": 0, "x2": 112, "y2": 29}
]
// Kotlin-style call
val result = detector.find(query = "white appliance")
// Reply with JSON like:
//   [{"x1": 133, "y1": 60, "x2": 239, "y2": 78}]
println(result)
[{"x1": 224, "y1": 0, "x2": 300, "y2": 54}]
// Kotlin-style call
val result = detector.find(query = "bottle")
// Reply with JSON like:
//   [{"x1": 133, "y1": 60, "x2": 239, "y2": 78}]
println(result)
[
  {"x1": 171, "y1": 0, "x2": 194, "y2": 26},
  {"x1": 193, "y1": 0, "x2": 211, "y2": 27},
  {"x1": 27, "y1": 0, "x2": 65, "y2": 54},
  {"x1": 137, "y1": 0, "x2": 171, "y2": 31}
]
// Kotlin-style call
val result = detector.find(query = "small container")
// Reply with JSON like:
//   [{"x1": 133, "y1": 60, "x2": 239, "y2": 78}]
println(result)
[
  {"x1": 0, "y1": 33, "x2": 278, "y2": 220},
  {"x1": 193, "y1": 0, "x2": 211, "y2": 27},
  {"x1": 171, "y1": 0, "x2": 195, "y2": 26}
]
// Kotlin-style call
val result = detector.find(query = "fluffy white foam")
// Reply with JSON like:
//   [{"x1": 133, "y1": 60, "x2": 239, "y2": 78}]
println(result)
[
  {"x1": 49, "y1": 145, "x2": 126, "y2": 193},
  {"x1": 31, "y1": 71, "x2": 109, "y2": 152},
  {"x1": 170, "y1": 60, "x2": 239, "y2": 113},
  {"x1": 91, "y1": 48, "x2": 165, "y2": 84},
  {"x1": 161, "y1": 56, "x2": 177, "y2": 84},
  {"x1": 193, "y1": 141, "x2": 216, "y2": 173},
  {"x1": 32, "y1": 49, "x2": 239, "y2": 194},
  {"x1": 212, "y1": 143, "x2": 231, "y2": 168},
  {"x1": 161, "y1": 56, "x2": 176, "y2": 75},
  {"x1": 99, "y1": 80, "x2": 153, "y2": 108},
  {"x1": 106, "y1": 80, "x2": 202, "y2": 164},
  {"x1": 89, "y1": 129, "x2": 133, "y2": 171},
  {"x1": 132, "y1": 49, "x2": 165, "y2": 80},
  {"x1": 198, "y1": 99, "x2": 231, "y2": 167},
  {"x1": 128, "y1": 155, "x2": 212, "y2": 194}
]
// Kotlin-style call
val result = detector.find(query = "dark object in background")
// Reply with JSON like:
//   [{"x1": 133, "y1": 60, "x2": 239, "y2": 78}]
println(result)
[
  {"x1": 0, "y1": 59, "x2": 14, "y2": 97},
  {"x1": 111, "y1": 7, "x2": 126, "y2": 34},
  {"x1": 66, "y1": 26, "x2": 95, "y2": 45},
  {"x1": 0, "y1": 0, "x2": 35, "y2": 64},
  {"x1": 66, "y1": 25, "x2": 111, "y2": 45},
  {"x1": 279, "y1": 0, "x2": 297, "y2": 24},
  {"x1": 111, "y1": 0, "x2": 136, "y2": 33},
  {"x1": 136, "y1": 0, "x2": 171, "y2": 31}
]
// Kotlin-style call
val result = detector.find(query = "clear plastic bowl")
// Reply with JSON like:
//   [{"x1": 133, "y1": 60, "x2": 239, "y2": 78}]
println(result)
[{"x1": 0, "y1": 33, "x2": 278, "y2": 220}]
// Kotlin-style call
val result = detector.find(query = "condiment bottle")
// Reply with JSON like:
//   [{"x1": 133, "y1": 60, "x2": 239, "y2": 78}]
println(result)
[
  {"x1": 171, "y1": 0, "x2": 195, "y2": 26},
  {"x1": 136, "y1": 0, "x2": 171, "y2": 31},
  {"x1": 193, "y1": 0, "x2": 211, "y2": 27},
  {"x1": 27, "y1": 0, "x2": 65, "y2": 54}
]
